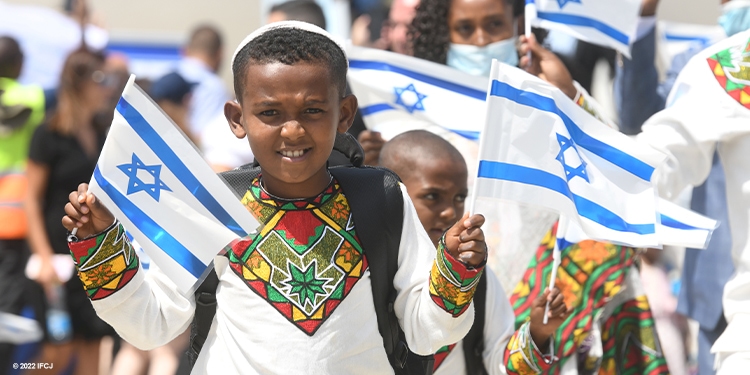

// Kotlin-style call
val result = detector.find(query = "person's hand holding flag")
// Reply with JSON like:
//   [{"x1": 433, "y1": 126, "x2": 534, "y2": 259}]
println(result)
[{"x1": 62, "y1": 184, "x2": 114, "y2": 240}]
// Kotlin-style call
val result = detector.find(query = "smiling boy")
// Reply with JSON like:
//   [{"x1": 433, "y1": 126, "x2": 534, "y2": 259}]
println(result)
[{"x1": 61, "y1": 22, "x2": 488, "y2": 374}]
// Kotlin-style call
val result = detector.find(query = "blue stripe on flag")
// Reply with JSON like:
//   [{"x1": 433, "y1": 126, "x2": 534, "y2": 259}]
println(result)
[
  {"x1": 478, "y1": 160, "x2": 655, "y2": 235},
  {"x1": 93, "y1": 166, "x2": 206, "y2": 278},
  {"x1": 536, "y1": 11, "x2": 630, "y2": 45},
  {"x1": 360, "y1": 103, "x2": 396, "y2": 116},
  {"x1": 349, "y1": 60, "x2": 487, "y2": 100},
  {"x1": 660, "y1": 214, "x2": 701, "y2": 231},
  {"x1": 489, "y1": 80, "x2": 655, "y2": 181},
  {"x1": 115, "y1": 98, "x2": 246, "y2": 237}
]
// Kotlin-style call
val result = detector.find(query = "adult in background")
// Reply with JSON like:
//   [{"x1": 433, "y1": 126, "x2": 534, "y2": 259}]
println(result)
[
  {"x1": 615, "y1": 1, "x2": 747, "y2": 373},
  {"x1": 267, "y1": 0, "x2": 327, "y2": 29},
  {"x1": 24, "y1": 48, "x2": 114, "y2": 375},
  {"x1": 0, "y1": 35, "x2": 45, "y2": 375},
  {"x1": 177, "y1": 25, "x2": 230, "y2": 141}
]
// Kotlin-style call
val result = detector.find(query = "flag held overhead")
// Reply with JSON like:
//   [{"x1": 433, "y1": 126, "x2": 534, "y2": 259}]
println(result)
[{"x1": 88, "y1": 75, "x2": 259, "y2": 293}]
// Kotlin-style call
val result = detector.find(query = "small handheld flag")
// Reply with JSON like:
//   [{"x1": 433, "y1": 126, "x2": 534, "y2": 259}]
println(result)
[
  {"x1": 88, "y1": 75, "x2": 259, "y2": 293},
  {"x1": 346, "y1": 46, "x2": 488, "y2": 140},
  {"x1": 525, "y1": 0, "x2": 641, "y2": 57},
  {"x1": 472, "y1": 60, "x2": 665, "y2": 248}
]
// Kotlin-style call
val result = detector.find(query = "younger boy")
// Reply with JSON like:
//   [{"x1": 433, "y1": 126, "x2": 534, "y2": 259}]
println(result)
[
  {"x1": 61, "y1": 22, "x2": 487, "y2": 374},
  {"x1": 380, "y1": 130, "x2": 569, "y2": 374}
]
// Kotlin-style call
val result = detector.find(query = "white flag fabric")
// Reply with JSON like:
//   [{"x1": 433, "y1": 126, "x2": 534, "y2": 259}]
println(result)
[
  {"x1": 658, "y1": 21, "x2": 726, "y2": 67},
  {"x1": 526, "y1": 0, "x2": 641, "y2": 57},
  {"x1": 88, "y1": 75, "x2": 259, "y2": 293},
  {"x1": 555, "y1": 198, "x2": 718, "y2": 250},
  {"x1": 657, "y1": 198, "x2": 718, "y2": 249},
  {"x1": 346, "y1": 45, "x2": 488, "y2": 140},
  {"x1": 474, "y1": 61, "x2": 665, "y2": 248}
]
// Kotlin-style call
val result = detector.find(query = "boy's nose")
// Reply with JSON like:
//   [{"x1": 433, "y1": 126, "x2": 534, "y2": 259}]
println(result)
[
  {"x1": 279, "y1": 120, "x2": 305, "y2": 140},
  {"x1": 439, "y1": 205, "x2": 457, "y2": 222}
]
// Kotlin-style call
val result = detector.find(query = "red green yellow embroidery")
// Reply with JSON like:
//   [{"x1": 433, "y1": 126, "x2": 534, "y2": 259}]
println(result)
[
  {"x1": 227, "y1": 177, "x2": 367, "y2": 335},
  {"x1": 429, "y1": 238, "x2": 483, "y2": 317},
  {"x1": 69, "y1": 223, "x2": 139, "y2": 300},
  {"x1": 707, "y1": 37, "x2": 750, "y2": 110},
  {"x1": 510, "y1": 223, "x2": 669, "y2": 374}
]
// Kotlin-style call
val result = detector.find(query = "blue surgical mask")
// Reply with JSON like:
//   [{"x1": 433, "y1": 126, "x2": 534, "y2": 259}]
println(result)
[
  {"x1": 718, "y1": 1, "x2": 750, "y2": 37},
  {"x1": 446, "y1": 38, "x2": 519, "y2": 77}
]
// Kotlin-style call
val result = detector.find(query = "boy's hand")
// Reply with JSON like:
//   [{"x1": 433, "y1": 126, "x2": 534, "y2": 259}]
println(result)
[
  {"x1": 61, "y1": 183, "x2": 115, "y2": 239},
  {"x1": 444, "y1": 213, "x2": 486, "y2": 268},
  {"x1": 529, "y1": 287, "x2": 570, "y2": 348},
  {"x1": 358, "y1": 130, "x2": 385, "y2": 166}
]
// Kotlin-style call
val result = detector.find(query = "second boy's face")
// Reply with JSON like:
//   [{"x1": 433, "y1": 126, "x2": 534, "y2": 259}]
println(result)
[
  {"x1": 402, "y1": 157, "x2": 469, "y2": 246},
  {"x1": 226, "y1": 62, "x2": 356, "y2": 198}
]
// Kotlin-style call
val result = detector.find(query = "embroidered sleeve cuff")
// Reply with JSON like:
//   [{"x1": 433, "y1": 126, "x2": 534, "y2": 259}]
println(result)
[
  {"x1": 68, "y1": 222, "x2": 140, "y2": 301},
  {"x1": 428, "y1": 236, "x2": 484, "y2": 317},
  {"x1": 504, "y1": 321, "x2": 557, "y2": 374}
]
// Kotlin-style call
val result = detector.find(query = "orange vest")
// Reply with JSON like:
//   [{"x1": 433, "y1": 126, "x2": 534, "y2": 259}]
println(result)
[{"x1": 0, "y1": 173, "x2": 27, "y2": 239}]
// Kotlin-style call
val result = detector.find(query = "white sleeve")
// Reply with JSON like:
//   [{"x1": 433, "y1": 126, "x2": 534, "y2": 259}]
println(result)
[
  {"x1": 70, "y1": 223, "x2": 197, "y2": 350},
  {"x1": 92, "y1": 260, "x2": 196, "y2": 350},
  {"x1": 481, "y1": 270, "x2": 517, "y2": 375},
  {"x1": 393, "y1": 184, "x2": 477, "y2": 355}
]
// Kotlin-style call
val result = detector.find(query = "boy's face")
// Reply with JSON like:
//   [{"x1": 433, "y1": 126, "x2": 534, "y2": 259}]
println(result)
[
  {"x1": 402, "y1": 156, "x2": 468, "y2": 246},
  {"x1": 226, "y1": 61, "x2": 356, "y2": 197}
]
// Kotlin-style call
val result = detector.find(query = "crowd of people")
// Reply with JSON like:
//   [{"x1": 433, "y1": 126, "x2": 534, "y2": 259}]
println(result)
[{"x1": 1, "y1": 0, "x2": 749, "y2": 374}]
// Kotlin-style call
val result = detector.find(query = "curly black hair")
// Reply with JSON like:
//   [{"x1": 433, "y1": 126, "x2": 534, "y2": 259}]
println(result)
[
  {"x1": 232, "y1": 27, "x2": 347, "y2": 99},
  {"x1": 410, "y1": 0, "x2": 525, "y2": 64}
]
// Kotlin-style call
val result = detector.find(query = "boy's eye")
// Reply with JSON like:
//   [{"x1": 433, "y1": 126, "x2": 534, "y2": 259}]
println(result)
[
  {"x1": 258, "y1": 110, "x2": 278, "y2": 117},
  {"x1": 423, "y1": 193, "x2": 437, "y2": 201},
  {"x1": 455, "y1": 194, "x2": 467, "y2": 203},
  {"x1": 304, "y1": 108, "x2": 324, "y2": 114}
]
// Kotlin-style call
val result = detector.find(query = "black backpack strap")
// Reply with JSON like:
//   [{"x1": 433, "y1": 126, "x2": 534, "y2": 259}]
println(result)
[
  {"x1": 463, "y1": 273, "x2": 488, "y2": 375},
  {"x1": 188, "y1": 268, "x2": 219, "y2": 367},
  {"x1": 331, "y1": 167, "x2": 433, "y2": 375}
]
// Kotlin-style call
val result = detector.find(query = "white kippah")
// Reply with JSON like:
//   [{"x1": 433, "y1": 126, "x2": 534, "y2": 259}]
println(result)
[{"x1": 231, "y1": 21, "x2": 348, "y2": 70}]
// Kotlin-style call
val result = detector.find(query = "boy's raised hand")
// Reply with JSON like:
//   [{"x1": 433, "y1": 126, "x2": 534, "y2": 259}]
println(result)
[
  {"x1": 444, "y1": 213, "x2": 486, "y2": 268},
  {"x1": 62, "y1": 183, "x2": 115, "y2": 239},
  {"x1": 529, "y1": 287, "x2": 570, "y2": 348}
]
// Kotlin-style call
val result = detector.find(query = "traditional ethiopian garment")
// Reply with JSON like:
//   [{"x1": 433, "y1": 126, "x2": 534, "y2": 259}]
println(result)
[{"x1": 68, "y1": 176, "x2": 483, "y2": 374}]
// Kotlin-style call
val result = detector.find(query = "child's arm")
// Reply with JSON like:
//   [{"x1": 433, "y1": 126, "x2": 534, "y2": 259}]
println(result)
[
  {"x1": 392, "y1": 184, "x2": 486, "y2": 355},
  {"x1": 477, "y1": 269, "x2": 568, "y2": 374},
  {"x1": 63, "y1": 184, "x2": 196, "y2": 350}
]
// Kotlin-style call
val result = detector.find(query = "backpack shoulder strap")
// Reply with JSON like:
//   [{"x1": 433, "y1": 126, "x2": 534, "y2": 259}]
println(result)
[
  {"x1": 187, "y1": 165, "x2": 261, "y2": 369},
  {"x1": 462, "y1": 273, "x2": 488, "y2": 375},
  {"x1": 330, "y1": 166, "x2": 432, "y2": 374}
]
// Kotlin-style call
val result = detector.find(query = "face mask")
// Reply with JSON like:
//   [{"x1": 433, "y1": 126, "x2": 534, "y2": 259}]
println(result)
[
  {"x1": 718, "y1": 1, "x2": 750, "y2": 37},
  {"x1": 446, "y1": 38, "x2": 519, "y2": 77}
]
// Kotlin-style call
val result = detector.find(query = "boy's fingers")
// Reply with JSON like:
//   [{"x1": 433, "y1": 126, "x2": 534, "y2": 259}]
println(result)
[
  {"x1": 64, "y1": 202, "x2": 86, "y2": 222},
  {"x1": 463, "y1": 214, "x2": 485, "y2": 229},
  {"x1": 460, "y1": 227, "x2": 485, "y2": 243},
  {"x1": 457, "y1": 250, "x2": 486, "y2": 266},
  {"x1": 457, "y1": 240, "x2": 485, "y2": 253},
  {"x1": 550, "y1": 302, "x2": 568, "y2": 317}
]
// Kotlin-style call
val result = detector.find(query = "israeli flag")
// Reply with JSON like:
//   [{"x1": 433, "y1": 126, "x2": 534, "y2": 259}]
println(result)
[
  {"x1": 88, "y1": 75, "x2": 259, "y2": 293},
  {"x1": 474, "y1": 61, "x2": 666, "y2": 248},
  {"x1": 657, "y1": 198, "x2": 718, "y2": 249},
  {"x1": 556, "y1": 199, "x2": 718, "y2": 250},
  {"x1": 525, "y1": 0, "x2": 641, "y2": 57},
  {"x1": 346, "y1": 45, "x2": 488, "y2": 140}
]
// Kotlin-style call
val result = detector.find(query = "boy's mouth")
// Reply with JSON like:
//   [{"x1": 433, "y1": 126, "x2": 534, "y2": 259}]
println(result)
[{"x1": 278, "y1": 148, "x2": 312, "y2": 160}]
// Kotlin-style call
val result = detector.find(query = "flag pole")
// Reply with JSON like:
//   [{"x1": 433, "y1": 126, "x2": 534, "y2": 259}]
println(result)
[
  {"x1": 524, "y1": 0, "x2": 537, "y2": 66},
  {"x1": 543, "y1": 215, "x2": 565, "y2": 324}
]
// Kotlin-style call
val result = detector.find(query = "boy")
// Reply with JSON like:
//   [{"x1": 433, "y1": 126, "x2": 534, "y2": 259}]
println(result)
[
  {"x1": 61, "y1": 22, "x2": 487, "y2": 374},
  {"x1": 379, "y1": 130, "x2": 569, "y2": 374}
]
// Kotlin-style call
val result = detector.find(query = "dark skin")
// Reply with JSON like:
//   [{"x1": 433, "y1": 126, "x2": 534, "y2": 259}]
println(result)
[
  {"x1": 448, "y1": 0, "x2": 515, "y2": 47},
  {"x1": 62, "y1": 61, "x2": 488, "y2": 267},
  {"x1": 397, "y1": 153, "x2": 570, "y2": 348}
]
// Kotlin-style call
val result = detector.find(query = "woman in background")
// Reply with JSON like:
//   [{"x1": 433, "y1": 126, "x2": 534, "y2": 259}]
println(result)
[{"x1": 25, "y1": 48, "x2": 114, "y2": 375}]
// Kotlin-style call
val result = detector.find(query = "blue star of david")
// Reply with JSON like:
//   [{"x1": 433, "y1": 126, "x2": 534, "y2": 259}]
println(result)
[
  {"x1": 394, "y1": 83, "x2": 427, "y2": 114},
  {"x1": 117, "y1": 154, "x2": 171, "y2": 201},
  {"x1": 557, "y1": 0, "x2": 581, "y2": 8},
  {"x1": 555, "y1": 133, "x2": 589, "y2": 183}
]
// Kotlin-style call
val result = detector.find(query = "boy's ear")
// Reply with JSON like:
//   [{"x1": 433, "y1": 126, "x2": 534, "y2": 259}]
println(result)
[
  {"x1": 337, "y1": 94, "x2": 358, "y2": 134},
  {"x1": 225, "y1": 100, "x2": 246, "y2": 139}
]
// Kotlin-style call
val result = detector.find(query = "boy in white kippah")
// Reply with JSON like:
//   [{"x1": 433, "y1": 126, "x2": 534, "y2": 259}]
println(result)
[{"x1": 61, "y1": 21, "x2": 488, "y2": 374}]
